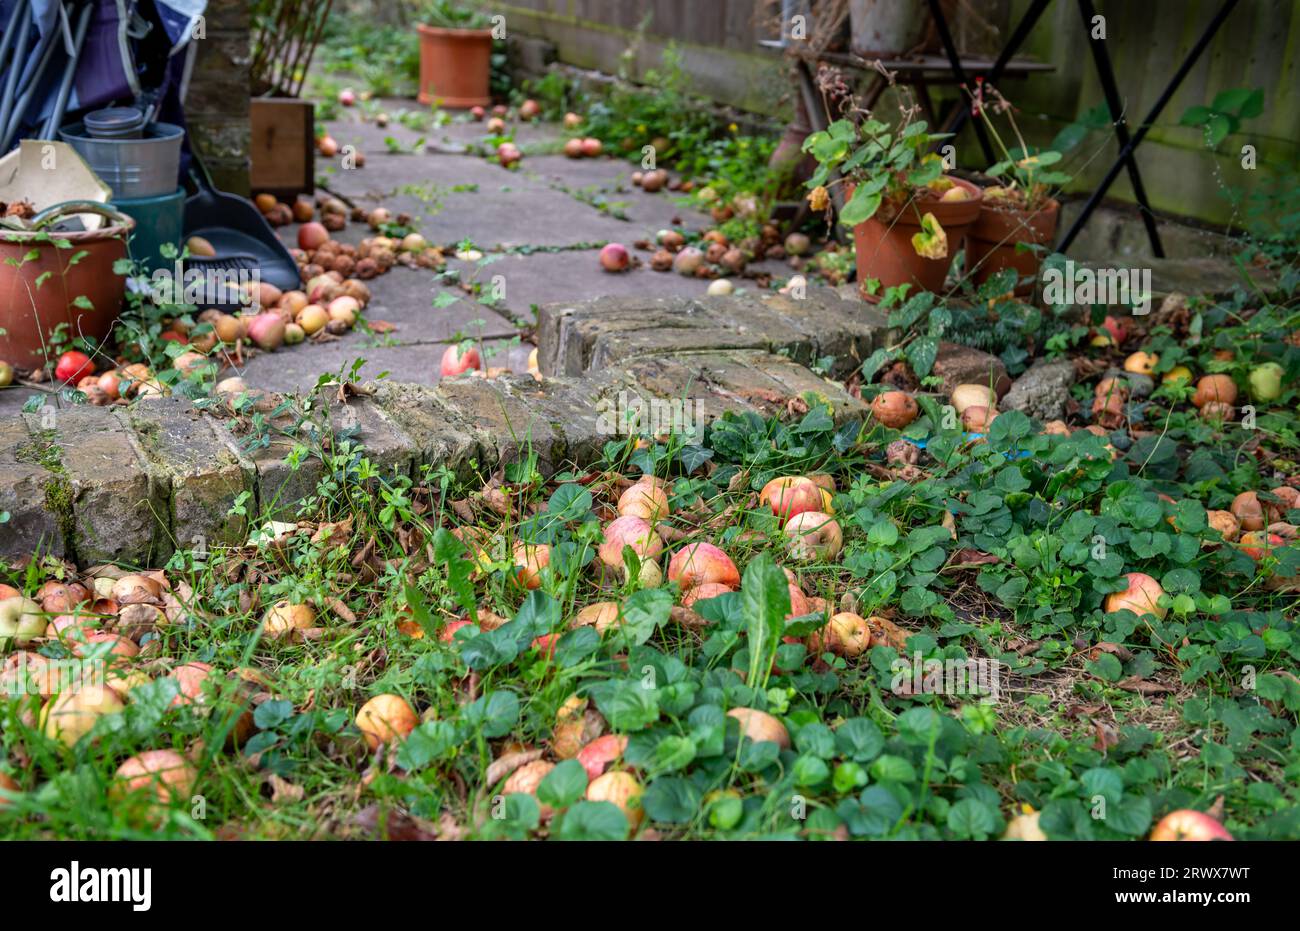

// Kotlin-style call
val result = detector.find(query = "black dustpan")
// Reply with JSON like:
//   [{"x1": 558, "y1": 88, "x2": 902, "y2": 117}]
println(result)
[{"x1": 182, "y1": 149, "x2": 300, "y2": 299}]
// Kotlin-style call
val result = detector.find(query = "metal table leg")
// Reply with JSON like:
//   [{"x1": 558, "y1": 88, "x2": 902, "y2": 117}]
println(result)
[
  {"x1": 1077, "y1": 0, "x2": 1163, "y2": 256},
  {"x1": 939, "y1": 0, "x2": 1053, "y2": 140},
  {"x1": 925, "y1": 0, "x2": 995, "y2": 163},
  {"x1": 1056, "y1": 0, "x2": 1240, "y2": 253}
]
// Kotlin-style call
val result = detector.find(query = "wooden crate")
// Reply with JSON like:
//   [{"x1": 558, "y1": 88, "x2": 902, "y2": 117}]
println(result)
[{"x1": 250, "y1": 98, "x2": 314, "y2": 199}]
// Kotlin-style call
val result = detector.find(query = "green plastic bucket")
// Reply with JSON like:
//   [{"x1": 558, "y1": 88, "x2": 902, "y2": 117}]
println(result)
[{"x1": 113, "y1": 186, "x2": 185, "y2": 275}]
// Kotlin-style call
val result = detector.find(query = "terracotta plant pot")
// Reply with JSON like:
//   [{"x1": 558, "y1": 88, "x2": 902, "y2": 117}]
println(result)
[
  {"x1": 966, "y1": 198, "x2": 1060, "y2": 294},
  {"x1": 417, "y1": 25, "x2": 493, "y2": 108},
  {"x1": 0, "y1": 205, "x2": 133, "y2": 368},
  {"x1": 851, "y1": 177, "x2": 983, "y2": 300}
]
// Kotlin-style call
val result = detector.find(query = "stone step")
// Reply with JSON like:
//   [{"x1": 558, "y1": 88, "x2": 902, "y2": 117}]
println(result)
[
  {"x1": 535, "y1": 288, "x2": 891, "y2": 380},
  {"x1": 2, "y1": 300, "x2": 870, "y2": 567}
]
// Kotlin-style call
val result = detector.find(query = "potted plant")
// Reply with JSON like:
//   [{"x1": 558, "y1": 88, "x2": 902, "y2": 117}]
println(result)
[
  {"x1": 965, "y1": 80, "x2": 1072, "y2": 294},
  {"x1": 802, "y1": 78, "x2": 982, "y2": 300},
  {"x1": 0, "y1": 202, "x2": 133, "y2": 369},
  {"x1": 416, "y1": 0, "x2": 494, "y2": 109}
]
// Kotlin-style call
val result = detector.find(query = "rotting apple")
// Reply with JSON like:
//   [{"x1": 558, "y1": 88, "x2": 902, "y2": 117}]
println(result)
[
  {"x1": 440, "y1": 343, "x2": 482, "y2": 377},
  {"x1": 113, "y1": 749, "x2": 197, "y2": 806},
  {"x1": 1149, "y1": 809, "x2": 1233, "y2": 841},
  {"x1": 587, "y1": 771, "x2": 644, "y2": 831},
  {"x1": 356, "y1": 694, "x2": 418, "y2": 750},
  {"x1": 668, "y1": 542, "x2": 740, "y2": 591},
  {"x1": 726, "y1": 707, "x2": 790, "y2": 748},
  {"x1": 0, "y1": 596, "x2": 44, "y2": 648},
  {"x1": 577, "y1": 734, "x2": 627, "y2": 780},
  {"x1": 617, "y1": 480, "x2": 670, "y2": 521},
  {"x1": 783, "y1": 511, "x2": 843, "y2": 561},
  {"x1": 513, "y1": 542, "x2": 551, "y2": 590},
  {"x1": 1103, "y1": 571, "x2": 1167, "y2": 619},
  {"x1": 759, "y1": 476, "x2": 824, "y2": 521},
  {"x1": 1230, "y1": 491, "x2": 1265, "y2": 531}
]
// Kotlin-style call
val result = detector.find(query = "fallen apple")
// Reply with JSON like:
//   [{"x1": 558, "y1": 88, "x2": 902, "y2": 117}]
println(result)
[
  {"x1": 262, "y1": 600, "x2": 315, "y2": 637},
  {"x1": 581, "y1": 137, "x2": 603, "y2": 157},
  {"x1": 950, "y1": 383, "x2": 997, "y2": 415},
  {"x1": 759, "y1": 476, "x2": 824, "y2": 521},
  {"x1": 1230, "y1": 491, "x2": 1265, "y2": 531},
  {"x1": 0, "y1": 361, "x2": 12, "y2": 387},
  {"x1": 1003, "y1": 808, "x2": 1048, "y2": 841},
  {"x1": 577, "y1": 734, "x2": 627, "y2": 780},
  {"x1": 599, "y1": 243, "x2": 630, "y2": 272},
  {"x1": 1192, "y1": 374, "x2": 1237, "y2": 409},
  {"x1": 440, "y1": 344, "x2": 482, "y2": 377},
  {"x1": 356, "y1": 694, "x2": 418, "y2": 750},
  {"x1": 599, "y1": 515, "x2": 666, "y2": 570},
  {"x1": 617, "y1": 479, "x2": 670, "y2": 521},
  {"x1": 1123, "y1": 351, "x2": 1158, "y2": 375},
  {"x1": 783, "y1": 511, "x2": 843, "y2": 561},
  {"x1": 513, "y1": 542, "x2": 551, "y2": 589},
  {"x1": 1149, "y1": 809, "x2": 1233, "y2": 841},
  {"x1": 113, "y1": 749, "x2": 197, "y2": 806},
  {"x1": 727, "y1": 707, "x2": 790, "y2": 748},
  {"x1": 41, "y1": 686, "x2": 125, "y2": 747},
  {"x1": 681, "y1": 581, "x2": 733, "y2": 608},
  {"x1": 1103, "y1": 571, "x2": 1167, "y2": 619},
  {"x1": 871, "y1": 390, "x2": 919, "y2": 429},
  {"x1": 811, "y1": 611, "x2": 871, "y2": 657},
  {"x1": 1248, "y1": 362, "x2": 1283, "y2": 402},
  {"x1": 587, "y1": 770, "x2": 644, "y2": 831},
  {"x1": 668, "y1": 542, "x2": 740, "y2": 591},
  {"x1": 55, "y1": 350, "x2": 93, "y2": 384},
  {"x1": 0, "y1": 596, "x2": 44, "y2": 648}
]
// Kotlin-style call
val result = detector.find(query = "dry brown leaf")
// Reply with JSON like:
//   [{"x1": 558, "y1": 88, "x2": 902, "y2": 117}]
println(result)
[
  {"x1": 866, "y1": 614, "x2": 911, "y2": 652},
  {"x1": 485, "y1": 748, "x2": 545, "y2": 787},
  {"x1": 268, "y1": 773, "x2": 305, "y2": 805},
  {"x1": 1116, "y1": 676, "x2": 1175, "y2": 696},
  {"x1": 325, "y1": 597, "x2": 357, "y2": 624}
]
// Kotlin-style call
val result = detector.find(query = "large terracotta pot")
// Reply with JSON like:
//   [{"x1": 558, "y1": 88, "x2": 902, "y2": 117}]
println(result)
[
  {"x1": 851, "y1": 177, "x2": 982, "y2": 300},
  {"x1": 966, "y1": 198, "x2": 1060, "y2": 294},
  {"x1": 417, "y1": 25, "x2": 493, "y2": 108},
  {"x1": 0, "y1": 203, "x2": 133, "y2": 368}
]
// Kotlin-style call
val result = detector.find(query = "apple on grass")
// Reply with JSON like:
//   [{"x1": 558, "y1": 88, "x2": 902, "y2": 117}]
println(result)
[{"x1": 1149, "y1": 809, "x2": 1233, "y2": 841}]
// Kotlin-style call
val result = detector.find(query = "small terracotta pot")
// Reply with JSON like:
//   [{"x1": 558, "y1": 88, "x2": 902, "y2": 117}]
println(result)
[
  {"x1": 851, "y1": 177, "x2": 983, "y2": 300},
  {"x1": 966, "y1": 198, "x2": 1060, "y2": 294},
  {"x1": 0, "y1": 215, "x2": 134, "y2": 368},
  {"x1": 417, "y1": 25, "x2": 493, "y2": 108}
]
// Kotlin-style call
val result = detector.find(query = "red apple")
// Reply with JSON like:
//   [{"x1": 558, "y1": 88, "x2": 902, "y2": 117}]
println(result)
[
  {"x1": 581, "y1": 137, "x2": 603, "y2": 158},
  {"x1": 55, "y1": 350, "x2": 93, "y2": 384},
  {"x1": 783, "y1": 511, "x2": 843, "y2": 561},
  {"x1": 760, "y1": 476, "x2": 825, "y2": 521},
  {"x1": 598, "y1": 516, "x2": 665, "y2": 569},
  {"x1": 599, "y1": 243, "x2": 630, "y2": 272},
  {"x1": 1149, "y1": 809, "x2": 1233, "y2": 841},
  {"x1": 668, "y1": 542, "x2": 740, "y2": 591},
  {"x1": 440, "y1": 344, "x2": 482, "y2": 377},
  {"x1": 1103, "y1": 571, "x2": 1167, "y2": 619}
]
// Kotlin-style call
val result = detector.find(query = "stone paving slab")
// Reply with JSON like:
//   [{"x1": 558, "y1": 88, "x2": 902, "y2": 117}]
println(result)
[
  {"x1": 120, "y1": 397, "x2": 254, "y2": 561},
  {"x1": 536, "y1": 289, "x2": 890, "y2": 379},
  {"x1": 0, "y1": 415, "x2": 65, "y2": 559},
  {"x1": 22, "y1": 406, "x2": 160, "y2": 566},
  {"x1": 230, "y1": 337, "x2": 530, "y2": 397}
]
